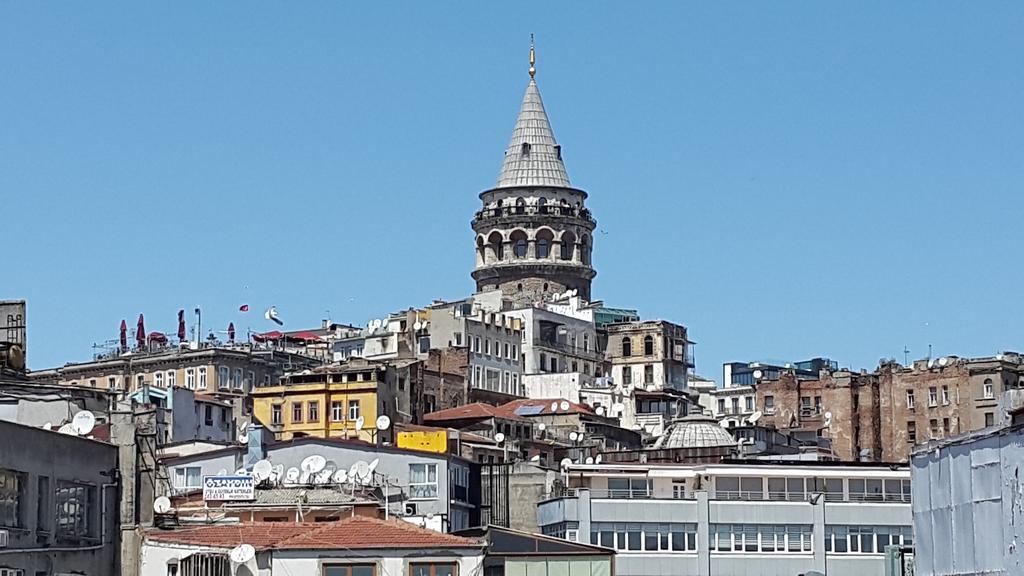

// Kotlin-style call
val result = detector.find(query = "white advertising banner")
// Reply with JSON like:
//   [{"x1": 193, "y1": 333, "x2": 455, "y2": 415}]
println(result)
[{"x1": 203, "y1": 475, "x2": 256, "y2": 501}]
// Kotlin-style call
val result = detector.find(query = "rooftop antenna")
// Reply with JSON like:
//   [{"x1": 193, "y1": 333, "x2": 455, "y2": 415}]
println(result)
[
  {"x1": 72, "y1": 411, "x2": 96, "y2": 436},
  {"x1": 375, "y1": 415, "x2": 391, "y2": 432},
  {"x1": 153, "y1": 496, "x2": 172, "y2": 514},
  {"x1": 550, "y1": 401, "x2": 559, "y2": 412},
  {"x1": 903, "y1": 346, "x2": 910, "y2": 366},
  {"x1": 229, "y1": 543, "x2": 256, "y2": 564}
]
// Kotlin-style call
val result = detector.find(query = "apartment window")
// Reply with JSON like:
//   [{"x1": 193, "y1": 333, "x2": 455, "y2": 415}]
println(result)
[
  {"x1": 220, "y1": 407, "x2": 228, "y2": 423},
  {"x1": 0, "y1": 569, "x2": 24, "y2": 576},
  {"x1": 941, "y1": 385, "x2": 950, "y2": 405},
  {"x1": 218, "y1": 366, "x2": 230, "y2": 389},
  {"x1": 607, "y1": 477, "x2": 652, "y2": 499},
  {"x1": 582, "y1": 334, "x2": 589, "y2": 352},
  {"x1": 411, "y1": 564, "x2": 456, "y2": 576},
  {"x1": 271, "y1": 404, "x2": 282, "y2": 425},
  {"x1": 928, "y1": 387, "x2": 938, "y2": 407},
  {"x1": 185, "y1": 368, "x2": 196, "y2": 389},
  {"x1": 484, "y1": 339, "x2": 491, "y2": 356},
  {"x1": 348, "y1": 400, "x2": 360, "y2": 421},
  {"x1": 88, "y1": 378, "x2": 96, "y2": 388},
  {"x1": 985, "y1": 412, "x2": 995, "y2": 427},
  {"x1": 906, "y1": 390, "x2": 915, "y2": 409},
  {"x1": 943, "y1": 417, "x2": 950, "y2": 435},
  {"x1": 55, "y1": 481, "x2": 96, "y2": 542},
  {"x1": 323, "y1": 565, "x2": 376, "y2": 576},
  {"x1": 247, "y1": 371, "x2": 255, "y2": 389},
  {"x1": 204, "y1": 405, "x2": 213, "y2": 425},
  {"x1": 764, "y1": 395, "x2": 775, "y2": 414},
  {"x1": 825, "y1": 525, "x2": 912, "y2": 554},
  {"x1": 717, "y1": 398, "x2": 726, "y2": 414},
  {"x1": 512, "y1": 373, "x2": 520, "y2": 395},
  {"x1": 167, "y1": 370, "x2": 176, "y2": 388},
  {"x1": 800, "y1": 396, "x2": 811, "y2": 409},
  {"x1": 550, "y1": 357, "x2": 558, "y2": 372},
  {"x1": 409, "y1": 463, "x2": 438, "y2": 499},
  {"x1": 504, "y1": 343, "x2": 510, "y2": 359},
  {"x1": 908, "y1": 421, "x2": 916, "y2": 443},
  {"x1": 644, "y1": 364, "x2": 654, "y2": 384},
  {"x1": 621, "y1": 337, "x2": 632, "y2": 357},
  {"x1": 198, "y1": 366, "x2": 207, "y2": 388},
  {"x1": 929, "y1": 418, "x2": 939, "y2": 438},
  {"x1": 474, "y1": 366, "x2": 483, "y2": 388},
  {"x1": 745, "y1": 396, "x2": 754, "y2": 411},
  {"x1": 308, "y1": 401, "x2": 319, "y2": 422},
  {"x1": 173, "y1": 466, "x2": 202, "y2": 493},
  {"x1": 983, "y1": 378, "x2": 994, "y2": 399},
  {"x1": 503, "y1": 371, "x2": 511, "y2": 393},
  {"x1": 708, "y1": 524, "x2": 812, "y2": 553},
  {"x1": 36, "y1": 475, "x2": 50, "y2": 535},
  {"x1": 108, "y1": 376, "x2": 118, "y2": 389},
  {"x1": 731, "y1": 397, "x2": 740, "y2": 414},
  {"x1": 154, "y1": 372, "x2": 164, "y2": 388},
  {"x1": 292, "y1": 402, "x2": 303, "y2": 423},
  {"x1": 512, "y1": 344, "x2": 518, "y2": 359},
  {"x1": 0, "y1": 468, "x2": 25, "y2": 528},
  {"x1": 474, "y1": 337, "x2": 481, "y2": 353},
  {"x1": 332, "y1": 401, "x2": 344, "y2": 422},
  {"x1": 233, "y1": 368, "x2": 243, "y2": 389}
]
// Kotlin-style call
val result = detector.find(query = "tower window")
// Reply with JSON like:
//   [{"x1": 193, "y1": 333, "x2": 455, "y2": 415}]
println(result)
[
  {"x1": 521, "y1": 142, "x2": 531, "y2": 155},
  {"x1": 514, "y1": 239, "x2": 527, "y2": 258},
  {"x1": 517, "y1": 283, "x2": 523, "y2": 292},
  {"x1": 554, "y1": 144, "x2": 562, "y2": 160}
]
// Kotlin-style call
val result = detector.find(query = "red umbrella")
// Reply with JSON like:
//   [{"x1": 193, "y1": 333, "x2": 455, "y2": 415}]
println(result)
[
  {"x1": 177, "y1": 310, "x2": 186, "y2": 342},
  {"x1": 228, "y1": 322, "x2": 236, "y2": 343},
  {"x1": 119, "y1": 320, "x2": 127, "y2": 351},
  {"x1": 136, "y1": 314, "x2": 146, "y2": 349}
]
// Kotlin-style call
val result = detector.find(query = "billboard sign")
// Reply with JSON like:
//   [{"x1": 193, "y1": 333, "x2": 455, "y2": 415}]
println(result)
[{"x1": 202, "y1": 475, "x2": 255, "y2": 501}]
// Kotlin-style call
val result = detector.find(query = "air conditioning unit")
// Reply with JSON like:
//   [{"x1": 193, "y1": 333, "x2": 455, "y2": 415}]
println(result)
[
  {"x1": 405, "y1": 503, "x2": 418, "y2": 516},
  {"x1": 0, "y1": 528, "x2": 9, "y2": 547}
]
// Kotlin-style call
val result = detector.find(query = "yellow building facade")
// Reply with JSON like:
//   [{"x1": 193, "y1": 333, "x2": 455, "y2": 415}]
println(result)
[{"x1": 251, "y1": 363, "x2": 391, "y2": 443}]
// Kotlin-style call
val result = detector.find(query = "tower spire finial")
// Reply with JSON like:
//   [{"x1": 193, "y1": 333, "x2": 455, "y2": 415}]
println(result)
[{"x1": 529, "y1": 34, "x2": 536, "y2": 79}]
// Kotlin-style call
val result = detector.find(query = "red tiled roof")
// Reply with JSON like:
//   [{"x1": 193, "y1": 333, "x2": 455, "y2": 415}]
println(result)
[
  {"x1": 495, "y1": 398, "x2": 596, "y2": 418},
  {"x1": 147, "y1": 517, "x2": 481, "y2": 550},
  {"x1": 423, "y1": 402, "x2": 526, "y2": 423}
]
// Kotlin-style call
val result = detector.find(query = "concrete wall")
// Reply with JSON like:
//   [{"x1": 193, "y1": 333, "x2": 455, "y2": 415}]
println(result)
[
  {"x1": 507, "y1": 463, "x2": 559, "y2": 533},
  {"x1": 0, "y1": 420, "x2": 119, "y2": 576},
  {"x1": 272, "y1": 548, "x2": 484, "y2": 576}
]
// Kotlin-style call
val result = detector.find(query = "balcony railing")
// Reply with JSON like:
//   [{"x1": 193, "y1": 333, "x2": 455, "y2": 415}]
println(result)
[
  {"x1": 474, "y1": 205, "x2": 594, "y2": 223},
  {"x1": 716, "y1": 491, "x2": 910, "y2": 504},
  {"x1": 543, "y1": 488, "x2": 696, "y2": 500}
]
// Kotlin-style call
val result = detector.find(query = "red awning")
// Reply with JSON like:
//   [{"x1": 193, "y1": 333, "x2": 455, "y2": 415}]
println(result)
[
  {"x1": 253, "y1": 331, "x2": 284, "y2": 341},
  {"x1": 289, "y1": 331, "x2": 322, "y2": 342}
]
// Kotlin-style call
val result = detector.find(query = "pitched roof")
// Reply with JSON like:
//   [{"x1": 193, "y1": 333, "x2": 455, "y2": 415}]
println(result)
[
  {"x1": 496, "y1": 398, "x2": 596, "y2": 418},
  {"x1": 423, "y1": 402, "x2": 526, "y2": 423},
  {"x1": 147, "y1": 517, "x2": 481, "y2": 551},
  {"x1": 495, "y1": 79, "x2": 571, "y2": 189}
]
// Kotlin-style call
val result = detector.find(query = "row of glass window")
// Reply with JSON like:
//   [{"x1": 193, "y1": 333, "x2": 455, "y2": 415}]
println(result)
[
  {"x1": 590, "y1": 522, "x2": 698, "y2": 552},
  {"x1": 0, "y1": 468, "x2": 96, "y2": 543},
  {"x1": 824, "y1": 525, "x2": 912, "y2": 554},
  {"x1": 709, "y1": 524, "x2": 813, "y2": 553},
  {"x1": 472, "y1": 336, "x2": 518, "y2": 360},
  {"x1": 271, "y1": 400, "x2": 360, "y2": 425},
  {"x1": 714, "y1": 476, "x2": 911, "y2": 502}
]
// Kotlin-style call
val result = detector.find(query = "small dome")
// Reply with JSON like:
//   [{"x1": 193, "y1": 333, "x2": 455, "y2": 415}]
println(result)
[{"x1": 653, "y1": 414, "x2": 737, "y2": 450}]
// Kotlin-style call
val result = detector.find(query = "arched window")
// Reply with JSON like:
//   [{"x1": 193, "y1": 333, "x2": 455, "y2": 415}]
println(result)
[
  {"x1": 536, "y1": 228, "x2": 554, "y2": 259},
  {"x1": 487, "y1": 231, "x2": 504, "y2": 261},
  {"x1": 538, "y1": 197, "x2": 548, "y2": 214},
  {"x1": 560, "y1": 232, "x2": 575, "y2": 261},
  {"x1": 580, "y1": 235, "x2": 591, "y2": 265},
  {"x1": 515, "y1": 198, "x2": 526, "y2": 214},
  {"x1": 643, "y1": 335, "x2": 654, "y2": 356},
  {"x1": 621, "y1": 336, "x2": 632, "y2": 357},
  {"x1": 517, "y1": 283, "x2": 523, "y2": 292}
]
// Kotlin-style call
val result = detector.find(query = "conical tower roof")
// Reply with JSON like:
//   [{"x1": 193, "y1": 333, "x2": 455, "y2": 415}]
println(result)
[{"x1": 495, "y1": 78, "x2": 571, "y2": 189}]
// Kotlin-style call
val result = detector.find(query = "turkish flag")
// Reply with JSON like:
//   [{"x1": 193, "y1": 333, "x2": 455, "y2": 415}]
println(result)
[{"x1": 239, "y1": 304, "x2": 249, "y2": 312}]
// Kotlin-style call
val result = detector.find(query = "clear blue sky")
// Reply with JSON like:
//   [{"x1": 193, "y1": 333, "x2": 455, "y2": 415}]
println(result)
[{"x1": 3, "y1": 3, "x2": 1023, "y2": 380}]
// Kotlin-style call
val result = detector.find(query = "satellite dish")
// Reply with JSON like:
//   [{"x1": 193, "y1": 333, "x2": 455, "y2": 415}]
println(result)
[
  {"x1": 413, "y1": 321, "x2": 422, "y2": 331},
  {"x1": 367, "y1": 458, "x2": 380, "y2": 475},
  {"x1": 494, "y1": 432, "x2": 505, "y2": 444},
  {"x1": 273, "y1": 464, "x2": 284, "y2": 478},
  {"x1": 57, "y1": 424, "x2": 76, "y2": 435},
  {"x1": 229, "y1": 543, "x2": 256, "y2": 564},
  {"x1": 559, "y1": 457, "x2": 572, "y2": 470},
  {"x1": 299, "y1": 471, "x2": 311, "y2": 484},
  {"x1": 300, "y1": 455, "x2": 327, "y2": 474},
  {"x1": 355, "y1": 416, "x2": 365, "y2": 431},
  {"x1": 376, "y1": 415, "x2": 392, "y2": 431},
  {"x1": 748, "y1": 410, "x2": 763, "y2": 424},
  {"x1": 612, "y1": 402, "x2": 625, "y2": 415},
  {"x1": 153, "y1": 496, "x2": 172, "y2": 514},
  {"x1": 560, "y1": 400, "x2": 570, "y2": 411},
  {"x1": 354, "y1": 460, "x2": 370, "y2": 482},
  {"x1": 348, "y1": 462, "x2": 360, "y2": 480},
  {"x1": 569, "y1": 431, "x2": 579, "y2": 442},
  {"x1": 595, "y1": 454, "x2": 602, "y2": 464},
  {"x1": 285, "y1": 467, "x2": 300, "y2": 483},
  {"x1": 253, "y1": 460, "x2": 273, "y2": 481},
  {"x1": 333, "y1": 469, "x2": 348, "y2": 483},
  {"x1": 238, "y1": 432, "x2": 250, "y2": 444},
  {"x1": 585, "y1": 457, "x2": 595, "y2": 464},
  {"x1": 41, "y1": 422, "x2": 52, "y2": 430},
  {"x1": 550, "y1": 401, "x2": 559, "y2": 412},
  {"x1": 538, "y1": 423, "x2": 546, "y2": 431},
  {"x1": 596, "y1": 406, "x2": 605, "y2": 416},
  {"x1": 238, "y1": 421, "x2": 249, "y2": 433},
  {"x1": 824, "y1": 411, "x2": 834, "y2": 427},
  {"x1": 530, "y1": 455, "x2": 541, "y2": 462},
  {"x1": 753, "y1": 370, "x2": 763, "y2": 379}
]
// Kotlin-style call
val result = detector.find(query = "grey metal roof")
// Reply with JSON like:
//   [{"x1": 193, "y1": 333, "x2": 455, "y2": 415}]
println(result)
[
  {"x1": 653, "y1": 414, "x2": 737, "y2": 450},
  {"x1": 495, "y1": 79, "x2": 571, "y2": 189}
]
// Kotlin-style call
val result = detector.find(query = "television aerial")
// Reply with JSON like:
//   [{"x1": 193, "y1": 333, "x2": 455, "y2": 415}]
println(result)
[
  {"x1": 824, "y1": 411, "x2": 833, "y2": 427},
  {"x1": 153, "y1": 496, "x2": 172, "y2": 514},
  {"x1": 748, "y1": 410, "x2": 763, "y2": 425},
  {"x1": 585, "y1": 457, "x2": 595, "y2": 464},
  {"x1": 252, "y1": 460, "x2": 273, "y2": 482},
  {"x1": 752, "y1": 369, "x2": 763, "y2": 380},
  {"x1": 376, "y1": 415, "x2": 391, "y2": 431},
  {"x1": 300, "y1": 455, "x2": 327, "y2": 475},
  {"x1": 332, "y1": 469, "x2": 348, "y2": 484},
  {"x1": 568, "y1": 431, "x2": 579, "y2": 442},
  {"x1": 355, "y1": 416, "x2": 365, "y2": 432},
  {"x1": 538, "y1": 423, "x2": 546, "y2": 431},
  {"x1": 229, "y1": 543, "x2": 256, "y2": 564},
  {"x1": 595, "y1": 454, "x2": 603, "y2": 464},
  {"x1": 354, "y1": 460, "x2": 370, "y2": 483},
  {"x1": 494, "y1": 432, "x2": 505, "y2": 444}
]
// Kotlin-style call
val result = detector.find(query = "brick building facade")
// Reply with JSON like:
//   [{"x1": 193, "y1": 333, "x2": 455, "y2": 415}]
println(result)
[{"x1": 754, "y1": 353, "x2": 1024, "y2": 462}]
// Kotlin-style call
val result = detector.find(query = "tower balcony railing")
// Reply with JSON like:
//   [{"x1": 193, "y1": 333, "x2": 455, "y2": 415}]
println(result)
[{"x1": 473, "y1": 205, "x2": 594, "y2": 223}]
